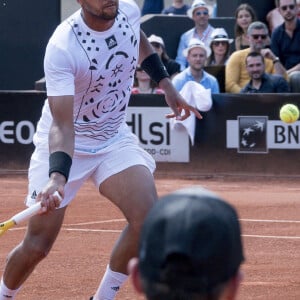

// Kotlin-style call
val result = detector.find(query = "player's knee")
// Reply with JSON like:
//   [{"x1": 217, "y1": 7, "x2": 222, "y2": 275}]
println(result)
[
  {"x1": 129, "y1": 196, "x2": 157, "y2": 233},
  {"x1": 23, "y1": 238, "x2": 53, "y2": 262},
  {"x1": 31, "y1": 244, "x2": 51, "y2": 260}
]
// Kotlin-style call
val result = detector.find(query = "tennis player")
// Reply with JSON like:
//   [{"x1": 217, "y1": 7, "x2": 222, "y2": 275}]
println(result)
[{"x1": 0, "y1": 0, "x2": 201, "y2": 299}]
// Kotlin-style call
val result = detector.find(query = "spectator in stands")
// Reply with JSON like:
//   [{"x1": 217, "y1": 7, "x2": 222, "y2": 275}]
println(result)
[
  {"x1": 267, "y1": 0, "x2": 300, "y2": 33},
  {"x1": 128, "y1": 186, "x2": 245, "y2": 300},
  {"x1": 141, "y1": 0, "x2": 164, "y2": 16},
  {"x1": 161, "y1": 0, "x2": 190, "y2": 15},
  {"x1": 173, "y1": 39, "x2": 219, "y2": 93},
  {"x1": 175, "y1": 0, "x2": 215, "y2": 71},
  {"x1": 148, "y1": 34, "x2": 180, "y2": 79},
  {"x1": 226, "y1": 21, "x2": 286, "y2": 93},
  {"x1": 271, "y1": 0, "x2": 300, "y2": 92},
  {"x1": 241, "y1": 52, "x2": 290, "y2": 93},
  {"x1": 206, "y1": 28, "x2": 233, "y2": 66},
  {"x1": 132, "y1": 65, "x2": 165, "y2": 94},
  {"x1": 267, "y1": 1, "x2": 284, "y2": 33},
  {"x1": 234, "y1": 3, "x2": 258, "y2": 50}
]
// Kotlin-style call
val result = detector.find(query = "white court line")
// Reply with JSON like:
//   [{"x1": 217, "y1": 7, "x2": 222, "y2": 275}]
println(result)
[
  {"x1": 62, "y1": 229, "x2": 300, "y2": 239},
  {"x1": 243, "y1": 234, "x2": 300, "y2": 239},
  {"x1": 66, "y1": 218, "x2": 300, "y2": 226},
  {"x1": 64, "y1": 228, "x2": 122, "y2": 233},
  {"x1": 8, "y1": 227, "x2": 122, "y2": 233},
  {"x1": 240, "y1": 219, "x2": 300, "y2": 223},
  {"x1": 8, "y1": 218, "x2": 300, "y2": 240},
  {"x1": 65, "y1": 219, "x2": 126, "y2": 226},
  {"x1": 11, "y1": 227, "x2": 299, "y2": 239}
]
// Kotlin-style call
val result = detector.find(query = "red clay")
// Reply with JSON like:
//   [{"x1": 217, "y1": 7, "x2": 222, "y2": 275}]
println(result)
[{"x1": 0, "y1": 175, "x2": 299, "y2": 300}]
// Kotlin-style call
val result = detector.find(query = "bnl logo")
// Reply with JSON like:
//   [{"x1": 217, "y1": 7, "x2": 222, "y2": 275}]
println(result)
[{"x1": 238, "y1": 116, "x2": 268, "y2": 153}]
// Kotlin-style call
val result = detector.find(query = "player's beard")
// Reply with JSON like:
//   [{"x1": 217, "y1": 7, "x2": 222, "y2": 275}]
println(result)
[
  {"x1": 102, "y1": 2, "x2": 119, "y2": 20},
  {"x1": 82, "y1": 1, "x2": 119, "y2": 21}
]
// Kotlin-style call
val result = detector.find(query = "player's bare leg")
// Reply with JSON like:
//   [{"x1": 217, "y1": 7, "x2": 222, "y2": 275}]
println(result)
[
  {"x1": 93, "y1": 165, "x2": 157, "y2": 299},
  {"x1": 1, "y1": 207, "x2": 66, "y2": 291},
  {"x1": 101, "y1": 166, "x2": 157, "y2": 272}
]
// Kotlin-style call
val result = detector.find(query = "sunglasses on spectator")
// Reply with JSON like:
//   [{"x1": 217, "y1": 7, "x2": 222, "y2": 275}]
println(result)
[
  {"x1": 136, "y1": 67, "x2": 145, "y2": 72},
  {"x1": 212, "y1": 41, "x2": 228, "y2": 46},
  {"x1": 251, "y1": 34, "x2": 267, "y2": 40},
  {"x1": 195, "y1": 10, "x2": 209, "y2": 16},
  {"x1": 151, "y1": 42, "x2": 161, "y2": 49},
  {"x1": 280, "y1": 4, "x2": 295, "y2": 11}
]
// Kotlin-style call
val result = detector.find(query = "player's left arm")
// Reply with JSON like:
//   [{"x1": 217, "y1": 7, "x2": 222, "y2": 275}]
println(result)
[{"x1": 138, "y1": 30, "x2": 202, "y2": 121}]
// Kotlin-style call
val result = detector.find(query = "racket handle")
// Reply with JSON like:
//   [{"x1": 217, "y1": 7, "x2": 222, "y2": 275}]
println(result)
[
  {"x1": 13, "y1": 191, "x2": 62, "y2": 225},
  {"x1": 13, "y1": 202, "x2": 42, "y2": 225}
]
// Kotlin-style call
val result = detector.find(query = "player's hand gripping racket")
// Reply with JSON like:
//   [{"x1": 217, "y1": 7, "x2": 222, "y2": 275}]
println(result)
[{"x1": 0, "y1": 191, "x2": 62, "y2": 237}]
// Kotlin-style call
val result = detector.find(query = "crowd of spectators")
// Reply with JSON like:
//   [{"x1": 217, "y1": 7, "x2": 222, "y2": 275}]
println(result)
[{"x1": 133, "y1": 0, "x2": 299, "y2": 95}]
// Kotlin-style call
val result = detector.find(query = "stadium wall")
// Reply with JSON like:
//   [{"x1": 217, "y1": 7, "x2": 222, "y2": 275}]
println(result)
[
  {"x1": 0, "y1": 91, "x2": 299, "y2": 177},
  {"x1": 0, "y1": 1, "x2": 60, "y2": 90}
]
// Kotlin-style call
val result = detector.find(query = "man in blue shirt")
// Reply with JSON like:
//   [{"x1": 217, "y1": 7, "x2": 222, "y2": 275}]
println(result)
[
  {"x1": 175, "y1": 0, "x2": 215, "y2": 71},
  {"x1": 271, "y1": 0, "x2": 300, "y2": 92},
  {"x1": 241, "y1": 52, "x2": 290, "y2": 93},
  {"x1": 172, "y1": 39, "x2": 220, "y2": 93}
]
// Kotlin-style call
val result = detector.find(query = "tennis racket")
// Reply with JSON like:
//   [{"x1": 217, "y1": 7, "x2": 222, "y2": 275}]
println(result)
[{"x1": 0, "y1": 191, "x2": 62, "y2": 237}]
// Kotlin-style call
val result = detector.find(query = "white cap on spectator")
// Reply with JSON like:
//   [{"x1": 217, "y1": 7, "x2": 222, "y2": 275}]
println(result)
[
  {"x1": 148, "y1": 34, "x2": 165, "y2": 47},
  {"x1": 187, "y1": 0, "x2": 209, "y2": 19},
  {"x1": 210, "y1": 28, "x2": 233, "y2": 46},
  {"x1": 183, "y1": 38, "x2": 211, "y2": 57}
]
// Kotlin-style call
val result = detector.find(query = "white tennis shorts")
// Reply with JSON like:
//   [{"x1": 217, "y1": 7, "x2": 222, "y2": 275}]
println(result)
[{"x1": 25, "y1": 131, "x2": 156, "y2": 208}]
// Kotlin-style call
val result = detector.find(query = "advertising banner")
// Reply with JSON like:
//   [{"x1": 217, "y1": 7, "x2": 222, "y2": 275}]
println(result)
[
  {"x1": 1, "y1": 92, "x2": 300, "y2": 173},
  {"x1": 0, "y1": 91, "x2": 46, "y2": 169},
  {"x1": 127, "y1": 106, "x2": 189, "y2": 162}
]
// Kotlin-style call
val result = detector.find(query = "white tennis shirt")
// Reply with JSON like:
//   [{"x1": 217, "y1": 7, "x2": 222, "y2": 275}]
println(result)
[{"x1": 35, "y1": 0, "x2": 140, "y2": 152}]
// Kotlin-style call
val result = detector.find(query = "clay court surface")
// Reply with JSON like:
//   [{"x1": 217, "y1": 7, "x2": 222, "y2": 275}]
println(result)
[{"x1": 0, "y1": 174, "x2": 299, "y2": 300}]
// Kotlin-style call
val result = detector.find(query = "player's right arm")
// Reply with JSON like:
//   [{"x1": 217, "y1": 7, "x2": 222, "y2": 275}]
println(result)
[
  {"x1": 37, "y1": 95, "x2": 74, "y2": 212},
  {"x1": 40, "y1": 35, "x2": 75, "y2": 211},
  {"x1": 48, "y1": 95, "x2": 74, "y2": 158}
]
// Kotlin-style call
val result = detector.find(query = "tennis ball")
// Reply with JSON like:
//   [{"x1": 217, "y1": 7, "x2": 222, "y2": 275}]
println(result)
[{"x1": 279, "y1": 104, "x2": 299, "y2": 124}]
